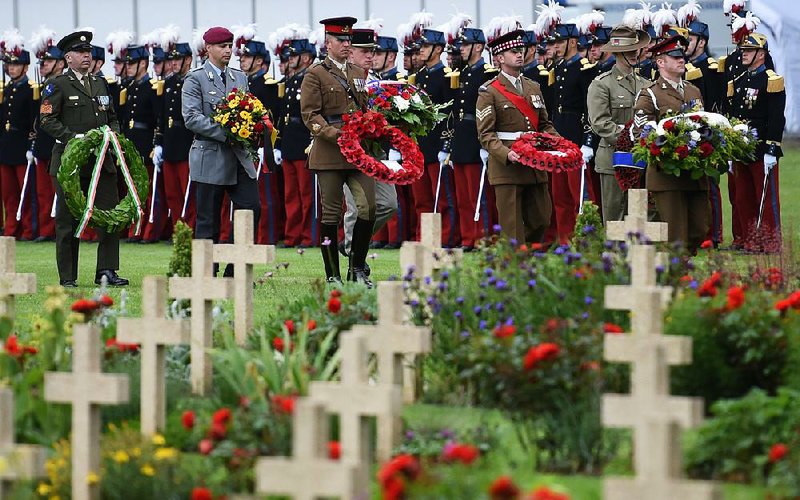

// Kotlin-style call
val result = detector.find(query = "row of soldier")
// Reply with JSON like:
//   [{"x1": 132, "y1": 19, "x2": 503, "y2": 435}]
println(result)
[{"x1": 0, "y1": 0, "x2": 785, "y2": 256}]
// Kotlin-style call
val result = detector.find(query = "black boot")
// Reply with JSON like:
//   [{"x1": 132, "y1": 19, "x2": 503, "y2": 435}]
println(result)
[
  {"x1": 320, "y1": 224, "x2": 341, "y2": 283},
  {"x1": 349, "y1": 218, "x2": 375, "y2": 288}
]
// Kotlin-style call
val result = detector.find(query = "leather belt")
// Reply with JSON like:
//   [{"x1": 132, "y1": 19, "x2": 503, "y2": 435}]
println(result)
[
  {"x1": 129, "y1": 121, "x2": 151, "y2": 130},
  {"x1": 324, "y1": 114, "x2": 343, "y2": 124},
  {"x1": 496, "y1": 131, "x2": 525, "y2": 141},
  {"x1": 460, "y1": 112, "x2": 476, "y2": 121},
  {"x1": 556, "y1": 105, "x2": 582, "y2": 114},
  {"x1": 285, "y1": 116, "x2": 303, "y2": 125},
  {"x1": 168, "y1": 118, "x2": 185, "y2": 128}
]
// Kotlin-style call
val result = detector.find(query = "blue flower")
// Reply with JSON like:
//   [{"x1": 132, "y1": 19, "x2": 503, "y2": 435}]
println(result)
[
  {"x1": 479, "y1": 320, "x2": 487, "y2": 330},
  {"x1": 581, "y1": 311, "x2": 590, "y2": 319},
  {"x1": 460, "y1": 330, "x2": 470, "y2": 339},
  {"x1": 495, "y1": 279, "x2": 508, "y2": 290},
  {"x1": 509, "y1": 238, "x2": 518, "y2": 247},
  {"x1": 410, "y1": 299, "x2": 420, "y2": 308},
  {"x1": 484, "y1": 268, "x2": 494, "y2": 277},
  {"x1": 528, "y1": 279, "x2": 537, "y2": 288},
  {"x1": 456, "y1": 296, "x2": 465, "y2": 305},
  {"x1": 424, "y1": 276, "x2": 432, "y2": 286},
  {"x1": 582, "y1": 224, "x2": 595, "y2": 234},
  {"x1": 584, "y1": 296, "x2": 594, "y2": 305},
  {"x1": 492, "y1": 224, "x2": 502, "y2": 233},
  {"x1": 495, "y1": 302, "x2": 505, "y2": 312},
  {"x1": 454, "y1": 310, "x2": 463, "y2": 320},
  {"x1": 441, "y1": 270, "x2": 449, "y2": 280},
  {"x1": 473, "y1": 306, "x2": 482, "y2": 315},
  {"x1": 689, "y1": 280, "x2": 698, "y2": 289},
  {"x1": 656, "y1": 265, "x2": 665, "y2": 274}
]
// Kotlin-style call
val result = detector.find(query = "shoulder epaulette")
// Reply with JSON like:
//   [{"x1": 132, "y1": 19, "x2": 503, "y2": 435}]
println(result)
[
  {"x1": 548, "y1": 68, "x2": 555, "y2": 86},
  {"x1": 580, "y1": 60, "x2": 597, "y2": 71},
  {"x1": 105, "y1": 76, "x2": 116, "y2": 85},
  {"x1": 229, "y1": 67, "x2": 244, "y2": 74},
  {"x1": 707, "y1": 61, "x2": 718, "y2": 71},
  {"x1": 595, "y1": 70, "x2": 611, "y2": 80},
  {"x1": 444, "y1": 66, "x2": 453, "y2": 74},
  {"x1": 479, "y1": 76, "x2": 498, "y2": 92},
  {"x1": 727, "y1": 80, "x2": 734, "y2": 97},
  {"x1": 264, "y1": 76, "x2": 278, "y2": 84},
  {"x1": 151, "y1": 79, "x2": 165, "y2": 96},
  {"x1": 766, "y1": 70, "x2": 785, "y2": 93},
  {"x1": 707, "y1": 57, "x2": 717, "y2": 65},
  {"x1": 29, "y1": 82, "x2": 41, "y2": 100},
  {"x1": 189, "y1": 66, "x2": 205, "y2": 73},
  {"x1": 485, "y1": 65, "x2": 499, "y2": 73},
  {"x1": 580, "y1": 57, "x2": 590, "y2": 65},
  {"x1": 717, "y1": 55, "x2": 726, "y2": 73},
  {"x1": 685, "y1": 64, "x2": 702, "y2": 81}
]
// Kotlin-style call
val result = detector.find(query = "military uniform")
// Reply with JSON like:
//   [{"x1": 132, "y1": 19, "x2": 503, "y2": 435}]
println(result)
[
  {"x1": 633, "y1": 75, "x2": 708, "y2": 249},
  {"x1": 39, "y1": 31, "x2": 127, "y2": 286},
  {"x1": 723, "y1": 39, "x2": 785, "y2": 253}
]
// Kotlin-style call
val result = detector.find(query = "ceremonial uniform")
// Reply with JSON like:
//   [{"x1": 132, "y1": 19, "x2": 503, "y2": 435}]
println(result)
[
  {"x1": 39, "y1": 31, "x2": 127, "y2": 287},
  {"x1": 723, "y1": 35, "x2": 785, "y2": 253}
]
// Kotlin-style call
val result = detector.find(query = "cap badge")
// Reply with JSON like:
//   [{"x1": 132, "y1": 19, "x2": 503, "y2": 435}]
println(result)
[{"x1": 80, "y1": 36, "x2": 86, "y2": 41}]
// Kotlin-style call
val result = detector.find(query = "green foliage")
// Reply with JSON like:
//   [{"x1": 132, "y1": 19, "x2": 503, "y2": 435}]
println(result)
[
  {"x1": 572, "y1": 201, "x2": 606, "y2": 254},
  {"x1": 394, "y1": 425, "x2": 498, "y2": 459},
  {"x1": 167, "y1": 221, "x2": 193, "y2": 278}
]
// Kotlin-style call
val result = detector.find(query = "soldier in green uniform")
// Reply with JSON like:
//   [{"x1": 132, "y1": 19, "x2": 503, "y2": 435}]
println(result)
[{"x1": 39, "y1": 31, "x2": 128, "y2": 287}]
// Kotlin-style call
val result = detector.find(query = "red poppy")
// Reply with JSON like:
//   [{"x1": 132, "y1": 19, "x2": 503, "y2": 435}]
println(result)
[
  {"x1": 697, "y1": 272, "x2": 722, "y2": 298},
  {"x1": 307, "y1": 319, "x2": 317, "y2": 331},
  {"x1": 523, "y1": 343, "x2": 561, "y2": 371},
  {"x1": 181, "y1": 410, "x2": 195, "y2": 430},
  {"x1": 71, "y1": 298, "x2": 99, "y2": 313},
  {"x1": 272, "y1": 337, "x2": 285, "y2": 352},
  {"x1": 378, "y1": 454, "x2": 420, "y2": 486},
  {"x1": 663, "y1": 120, "x2": 675, "y2": 132},
  {"x1": 208, "y1": 421, "x2": 227, "y2": 440},
  {"x1": 4, "y1": 335, "x2": 21, "y2": 357},
  {"x1": 726, "y1": 286, "x2": 746, "y2": 311},
  {"x1": 442, "y1": 443, "x2": 480, "y2": 465},
  {"x1": 198, "y1": 439, "x2": 214, "y2": 455},
  {"x1": 283, "y1": 319, "x2": 295, "y2": 334},
  {"x1": 98, "y1": 294, "x2": 114, "y2": 307},
  {"x1": 190, "y1": 487, "x2": 214, "y2": 500},
  {"x1": 768, "y1": 443, "x2": 789, "y2": 463},
  {"x1": 648, "y1": 143, "x2": 662, "y2": 157},
  {"x1": 700, "y1": 239, "x2": 713, "y2": 249},
  {"x1": 493, "y1": 323, "x2": 516, "y2": 339},
  {"x1": 603, "y1": 323, "x2": 624, "y2": 334},
  {"x1": 271, "y1": 394, "x2": 296, "y2": 415},
  {"x1": 327, "y1": 297, "x2": 342, "y2": 314},
  {"x1": 698, "y1": 142, "x2": 714, "y2": 158},
  {"x1": 527, "y1": 486, "x2": 571, "y2": 500},
  {"x1": 212, "y1": 407, "x2": 232, "y2": 426},
  {"x1": 328, "y1": 441, "x2": 341, "y2": 460},
  {"x1": 489, "y1": 475, "x2": 521, "y2": 500}
]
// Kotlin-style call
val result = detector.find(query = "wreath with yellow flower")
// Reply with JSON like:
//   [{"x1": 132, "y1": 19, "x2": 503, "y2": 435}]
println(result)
[{"x1": 212, "y1": 88, "x2": 274, "y2": 161}]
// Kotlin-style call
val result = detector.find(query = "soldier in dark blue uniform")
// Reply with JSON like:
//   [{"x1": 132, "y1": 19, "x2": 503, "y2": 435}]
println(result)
[
  {"x1": 375, "y1": 35, "x2": 403, "y2": 81},
  {"x1": 0, "y1": 40, "x2": 36, "y2": 240},
  {"x1": 410, "y1": 27, "x2": 459, "y2": 246},
  {"x1": 522, "y1": 29, "x2": 551, "y2": 92},
  {"x1": 592, "y1": 27, "x2": 615, "y2": 72}
]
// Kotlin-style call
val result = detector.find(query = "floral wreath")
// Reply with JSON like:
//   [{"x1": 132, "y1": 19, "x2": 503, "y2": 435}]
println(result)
[
  {"x1": 614, "y1": 120, "x2": 644, "y2": 191},
  {"x1": 510, "y1": 132, "x2": 583, "y2": 173},
  {"x1": 58, "y1": 127, "x2": 150, "y2": 235},
  {"x1": 337, "y1": 110, "x2": 425, "y2": 185}
]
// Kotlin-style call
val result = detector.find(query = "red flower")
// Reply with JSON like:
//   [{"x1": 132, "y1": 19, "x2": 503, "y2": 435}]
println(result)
[
  {"x1": 98, "y1": 294, "x2": 114, "y2": 307},
  {"x1": 283, "y1": 319, "x2": 295, "y2": 334},
  {"x1": 105, "y1": 338, "x2": 140, "y2": 353},
  {"x1": 663, "y1": 120, "x2": 675, "y2": 132},
  {"x1": 271, "y1": 394, "x2": 296, "y2": 415},
  {"x1": 190, "y1": 487, "x2": 214, "y2": 500},
  {"x1": 272, "y1": 337, "x2": 285, "y2": 352},
  {"x1": 253, "y1": 121, "x2": 265, "y2": 134},
  {"x1": 71, "y1": 298, "x2": 99, "y2": 313},
  {"x1": 327, "y1": 297, "x2": 342, "y2": 314},
  {"x1": 690, "y1": 114, "x2": 702, "y2": 122},
  {"x1": 676, "y1": 145, "x2": 690, "y2": 159},
  {"x1": 208, "y1": 421, "x2": 227, "y2": 440},
  {"x1": 726, "y1": 286, "x2": 746, "y2": 311},
  {"x1": 698, "y1": 142, "x2": 714, "y2": 158},
  {"x1": 489, "y1": 475, "x2": 521, "y2": 500},
  {"x1": 198, "y1": 439, "x2": 214, "y2": 455},
  {"x1": 442, "y1": 443, "x2": 480, "y2": 465},
  {"x1": 603, "y1": 323, "x2": 624, "y2": 334},
  {"x1": 493, "y1": 323, "x2": 516, "y2": 339},
  {"x1": 697, "y1": 271, "x2": 722, "y2": 298},
  {"x1": 307, "y1": 319, "x2": 317, "y2": 331},
  {"x1": 378, "y1": 454, "x2": 420, "y2": 486},
  {"x1": 768, "y1": 443, "x2": 789, "y2": 463},
  {"x1": 648, "y1": 143, "x2": 662, "y2": 157},
  {"x1": 328, "y1": 441, "x2": 341, "y2": 460},
  {"x1": 181, "y1": 410, "x2": 195, "y2": 430},
  {"x1": 4, "y1": 335, "x2": 21, "y2": 357},
  {"x1": 639, "y1": 138, "x2": 646, "y2": 147},
  {"x1": 523, "y1": 343, "x2": 561, "y2": 371},
  {"x1": 700, "y1": 239, "x2": 713, "y2": 249},
  {"x1": 776, "y1": 291, "x2": 800, "y2": 312},
  {"x1": 527, "y1": 486, "x2": 571, "y2": 500},
  {"x1": 212, "y1": 407, "x2": 231, "y2": 426}
]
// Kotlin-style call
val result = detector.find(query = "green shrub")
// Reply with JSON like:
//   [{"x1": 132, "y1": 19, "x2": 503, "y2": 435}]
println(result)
[{"x1": 168, "y1": 221, "x2": 192, "y2": 278}]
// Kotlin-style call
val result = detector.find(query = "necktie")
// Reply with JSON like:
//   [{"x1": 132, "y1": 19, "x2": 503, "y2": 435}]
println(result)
[
  {"x1": 221, "y1": 71, "x2": 227, "y2": 87},
  {"x1": 515, "y1": 79, "x2": 523, "y2": 95},
  {"x1": 81, "y1": 75, "x2": 90, "y2": 93}
]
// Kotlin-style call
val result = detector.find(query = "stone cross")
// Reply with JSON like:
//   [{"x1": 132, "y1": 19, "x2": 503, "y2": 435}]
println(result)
[
  {"x1": 169, "y1": 240, "x2": 233, "y2": 395},
  {"x1": 351, "y1": 281, "x2": 431, "y2": 459},
  {"x1": 309, "y1": 331, "x2": 402, "y2": 464},
  {"x1": 606, "y1": 189, "x2": 668, "y2": 243},
  {"x1": 400, "y1": 213, "x2": 462, "y2": 279},
  {"x1": 44, "y1": 324, "x2": 129, "y2": 500},
  {"x1": 255, "y1": 399, "x2": 368, "y2": 500},
  {"x1": 602, "y1": 244, "x2": 720, "y2": 499},
  {"x1": 117, "y1": 276, "x2": 191, "y2": 435},
  {"x1": 0, "y1": 387, "x2": 46, "y2": 498},
  {"x1": 0, "y1": 237, "x2": 36, "y2": 320},
  {"x1": 213, "y1": 210, "x2": 275, "y2": 345}
]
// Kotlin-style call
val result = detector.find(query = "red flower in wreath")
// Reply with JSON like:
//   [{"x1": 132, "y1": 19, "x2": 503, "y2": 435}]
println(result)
[
  {"x1": 699, "y1": 142, "x2": 714, "y2": 158},
  {"x1": 648, "y1": 143, "x2": 662, "y2": 156},
  {"x1": 663, "y1": 120, "x2": 675, "y2": 132},
  {"x1": 338, "y1": 110, "x2": 425, "y2": 185},
  {"x1": 676, "y1": 145, "x2": 690, "y2": 159},
  {"x1": 510, "y1": 132, "x2": 583, "y2": 173}
]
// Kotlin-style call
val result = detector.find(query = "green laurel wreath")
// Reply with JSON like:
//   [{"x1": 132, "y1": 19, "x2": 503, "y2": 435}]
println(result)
[{"x1": 58, "y1": 128, "x2": 150, "y2": 234}]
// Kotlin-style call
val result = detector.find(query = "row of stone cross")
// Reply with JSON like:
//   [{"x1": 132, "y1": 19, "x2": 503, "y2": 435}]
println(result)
[{"x1": 0, "y1": 196, "x2": 722, "y2": 499}]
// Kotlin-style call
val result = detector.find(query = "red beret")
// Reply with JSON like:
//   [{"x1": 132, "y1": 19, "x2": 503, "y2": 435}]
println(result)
[{"x1": 203, "y1": 27, "x2": 234, "y2": 44}]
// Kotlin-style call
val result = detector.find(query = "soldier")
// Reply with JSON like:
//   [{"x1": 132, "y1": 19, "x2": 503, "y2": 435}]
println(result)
[
  {"x1": 592, "y1": 27, "x2": 615, "y2": 72},
  {"x1": 280, "y1": 32, "x2": 319, "y2": 248},
  {"x1": 409, "y1": 23, "x2": 459, "y2": 247},
  {"x1": 29, "y1": 28, "x2": 65, "y2": 242},
  {"x1": 105, "y1": 31, "x2": 134, "y2": 112},
  {"x1": 723, "y1": 33, "x2": 785, "y2": 253},
  {"x1": 521, "y1": 28, "x2": 551, "y2": 95},
  {"x1": 375, "y1": 35, "x2": 403, "y2": 80},
  {"x1": 300, "y1": 16, "x2": 374, "y2": 285},
  {"x1": 0, "y1": 31, "x2": 36, "y2": 240},
  {"x1": 587, "y1": 25, "x2": 651, "y2": 223},
  {"x1": 120, "y1": 44, "x2": 168, "y2": 243},
  {"x1": 633, "y1": 34, "x2": 708, "y2": 251},
  {"x1": 235, "y1": 29, "x2": 284, "y2": 245},
  {"x1": 39, "y1": 30, "x2": 128, "y2": 286},
  {"x1": 451, "y1": 25, "x2": 498, "y2": 250},
  {"x1": 157, "y1": 41, "x2": 196, "y2": 230},
  {"x1": 476, "y1": 29, "x2": 557, "y2": 243}
]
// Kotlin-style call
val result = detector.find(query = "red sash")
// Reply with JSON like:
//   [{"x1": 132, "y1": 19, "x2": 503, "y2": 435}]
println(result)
[{"x1": 491, "y1": 79, "x2": 540, "y2": 131}]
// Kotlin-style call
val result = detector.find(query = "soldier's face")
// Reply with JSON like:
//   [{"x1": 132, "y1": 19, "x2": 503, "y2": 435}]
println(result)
[
  {"x1": 114, "y1": 60, "x2": 124, "y2": 76},
  {"x1": 588, "y1": 45, "x2": 602, "y2": 63},
  {"x1": 553, "y1": 39, "x2": 568, "y2": 58},
  {"x1": 5, "y1": 63, "x2": 25, "y2": 80},
  {"x1": 66, "y1": 50, "x2": 92, "y2": 72},
  {"x1": 403, "y1": 54, "x2": 412, "y2": 71},
  {"x1": 40, "y1": 59, "x2": 57, "y2": 77},
  {"x1": 350, "y1": 47, "x2": 374, "y2": 69},
  {"x1": 498, "y1": 48, "x2": 524, "y2": 70},
  {"x1": 154, "y1": 60, "x2": 164, "y2": 76},
  {"x1": 239, "y1": 54, "x2": 256, "y2": 72},
  {"x1": 326, "y1": 35, "x2": 351, "y2": 62},
  {"x1": 207, "y1": 42, "x2": 232, "y2": 67},
  {"x1": 741, "y1": 48, "x2": 763, "y2": 68},
  {"x1": 657, "y1": 54, "x2": 685, "y2": 76}
]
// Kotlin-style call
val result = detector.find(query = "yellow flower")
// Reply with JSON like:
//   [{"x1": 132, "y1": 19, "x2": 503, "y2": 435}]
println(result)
[
  {"x1": 154, "y1": 447, "x2": 178, "y2": 461},
  {"x1": 238, "y1": 128, "x2": 251, "y2": 139},
  {"x1": 228, "y1": 99, "x2": 240, "y2": 109},
  {"x1": 231, "y1": 127, "x2": 239, "y2": 134},
  {"x1": 49, "y1": 496, "x2": 61, "y2": 500},
  {"x1": 140, "y1": 464, "x2": 155, "y2": 477},
  {"x1": 151, "y1": 434, "x2": 166, "y2": 446},
  {"x1": 239, "y1": 110, "x2": 251, "y2": 120},
  {"x1": 112, "y1": 450, "x2": 129, "y2": 463},
  {"x1": 86, "y1": 472, "x2": 100, "y2": 485},
  {"x1": 37, "y1": 483, "x2": 52, "y2": 496},
  {"x1": 131, "y1": 447, "x2": 141, "y2": 458}
]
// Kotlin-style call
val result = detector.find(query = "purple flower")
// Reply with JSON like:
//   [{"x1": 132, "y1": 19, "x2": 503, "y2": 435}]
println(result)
[
  {"x1": 473, "y1": 305, "x2": 482, "y2": 315},
  {"x1": 484, "y1": 268, "x2": 494, "y2": 277},
  {"x1": 424, "y1": 276, "x2": 432, "y2": 286},
  {"x1": 656, "y1": 265, "x2": 665, "y2": 274},
  {"x1": 456, "y1": 296, "x2": 465, "y2": 305},
  {"x1": 405, "y1": 430, "x2": 416, "y2": 440},
  {"x1": 689, "y1": 280, "x2": 698, "y2": 289},
  {"x1": 509, "y1": 238, "x2": 518, "y2": 246},
  {"x1": 438, "y1": 281, "x2": 448, "y2": 292},
  {"x1": 581, "y1": 311, "x2": 590, "y2": 320},
  {"x1": 410, "y1": 299, "x2": 420, "y2": 308},
  {"x1": 321, "y1": 237, "x2": 331, "y2": 246},
  {"x1": 495, "y1": 302, "x2": 505, "y2": 312},
  {"x1": 460, "y1": 330, "x2": 470, "y2": 339},
  {"x1": 584, "y1": 296, "x2": 594, "y2": 305},
  {"x1": 528, "y1": 279, "x2": 537, "y2": 288},
  {"x1": 554, "y1": 246, "x2": 567, "y2": 255},
  {"x1": 495, "y1": 280, "x2": 508, "y2": 290},
  {"x1": 582, "y1": 225, "x2": 595, "y2": 234},
  {"x1": 492, "y1": 224, "x2": 502, "y2": 233},
  {"x1": 441, "y1": 270, "x2": 449, "y2": 280},
  {"x1": 479, "y1": 320, "x2": 487, "y2": 330},
  {"x1": 454, "y1": 310, "x2": 463, "y2": 320}
]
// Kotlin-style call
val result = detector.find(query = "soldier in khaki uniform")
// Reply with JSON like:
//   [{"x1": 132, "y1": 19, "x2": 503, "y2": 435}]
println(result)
[
  {"x1": 300, "y1": 16, "x2": 374, "y2": 286},
  {"x1": 476, "y1": 30, "x2": 558, "y2": 243},
  {"x1": 633, "y1": 34, "x2": 708, "y2": 251},
  {"x1": 587, "y1": 25, "x2": 651, "y2": 223}
]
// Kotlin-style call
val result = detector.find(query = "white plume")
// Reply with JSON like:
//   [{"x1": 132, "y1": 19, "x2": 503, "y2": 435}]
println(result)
[
  {"x1": 191, "y1": 27, "x2": 208, "y2": 58},
  {"x1": 535, "y1": 0, "x2": 565, "y2": 36},
  {"x1": 677, "y1": 0, "x2": 702, "y2": 26},
  {"x1": 308, "y1": 26, "x2": 325, "y2": 47},
  {"x1": 0, "y1": 29, "x2": 26, "y2": 58},
  {"x1": 442, "y1": 12, "x2": 472, "y2": 41},
  {"x1": 651, "y1": 3, "x2": 678, "y2": 37},
  {"x1": 358, "y1": 18, "x2": 385, "y2": 34},
  {"x1": 485, "y1": 15, "x2": 523, "y2": 43},
  {"x1": 158, "y1": 24, "x2": 181, "y2": 50},
  {"x1": 575, "y1": 10, "x2": 605, "y2": 35},
  {"x1": 106, "y1": 30, "x2": 135, "y2": 56},
  {"x1": 731, "y1": 11, "x2": 761, "y2": 34},
  {"x1": 28, "y1": 26, "x2": 57, "y2": 58},
  {"x1": 723, "y1": 0, "x2": 746, "y2": 15}
]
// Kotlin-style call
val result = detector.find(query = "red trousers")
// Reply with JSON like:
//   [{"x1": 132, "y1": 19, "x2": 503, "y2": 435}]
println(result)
[
  {"x1": 453, "y1": 162, "x2": 497, "y2": 247},
  {"x1": 732, "y1": 160, "x2": 782, "y2": 253},
  {"x1": 706, "y1": 178, "x2": 723, "y2": 246},
  {"x1": 142, "y1": 164, "x2": 170, "y2": 241},
  {"x1": 550, "y1": 167, "x2": 596, "y2": 245},
  {"x1": 35, "y1": 159, "x2": 55, "y2": 238},
  {"x1": 411, "y1": 162, "x2": 460, "y2": 247},
  {"x1": 282, "y1": 159, "x2": 317, "y2": 246},
  {"x1": 0, "y1": 164, "x2": 34, "y2": 239},
  {"x1": 257, "y1": 169, "x2": 285, "y2": 245},
  {"x1": 162, "y1": 160, "x2": 195, "y2": 229}
]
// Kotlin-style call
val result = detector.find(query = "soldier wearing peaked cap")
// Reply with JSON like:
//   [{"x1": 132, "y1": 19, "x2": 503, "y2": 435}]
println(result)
[
  {"x1": 633, "y1": 34, "x2": 709, "y2": 252},
  {"x1": 723, "y1": 33, "x2": 785, "y2": 254},
  {"x1": 587, "y1": 25, "x2": 651, "y2": 224},
  {"x1": 476, "y1": 29, "x2": 558, "y2": 244},
  {"x1": 39, "y1": 30, "x2": 128, "y2": 287}
]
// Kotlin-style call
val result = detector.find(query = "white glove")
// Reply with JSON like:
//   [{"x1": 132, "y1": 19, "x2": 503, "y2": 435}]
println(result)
[
  {"x1": 728, "y1": 161, "x2": 734, "y2": 174},
  {"x1": 437, "y1": 151, "x2": 449, "y2": 165},
  {"x1": 580, "y1": 145, "x2": 594, "y2": 163},
  {"x1": 479, "y1": 148, "x2": 489, "y2": 164},
  {"x1": 258, "y1": 147, "x2": 264, "y2": 167},
  {"x1": 26, "y1": 150, "x2": 34, "y2": 165},
  {"x1": 153, "y1": 145, "x2": 163, "y2": 166},
  {"x1": 763, "y1": 154, "x2": 777, "y2": 176},
  {"x1": 388, "y1": 149, "x2": 402, "y2": 161},
  {"x1": 273, "y1": 148, "x2": 283, "y2": 165}
]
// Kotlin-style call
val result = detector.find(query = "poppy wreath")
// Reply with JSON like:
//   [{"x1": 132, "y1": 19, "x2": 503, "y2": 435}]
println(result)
[
  {"x1": 509, "y1": 132, "x2": 583, "y2": 173},
  {"x1": 614, "y1": 120, "x2": 643, "y2": 191},
  {"x1": 58, "y1": 126, "x2": 150, "y2": 235},
  {"x1": 337, "y1": 110, "x2": 425, "y2": 185}
]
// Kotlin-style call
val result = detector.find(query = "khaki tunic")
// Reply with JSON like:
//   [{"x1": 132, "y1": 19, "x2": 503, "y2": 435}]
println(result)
[
  {"x1": 475, "y1": 73, "x2": 558, "y2": 185},
  {"x1": 300, "y1": 58, "x2": 369, "y2": 170}
]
